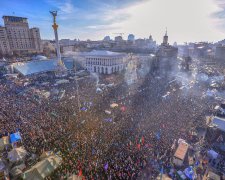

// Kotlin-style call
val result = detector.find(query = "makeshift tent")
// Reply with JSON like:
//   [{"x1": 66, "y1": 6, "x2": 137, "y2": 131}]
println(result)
[
  {"x1": 13, "y1": 60, "x2": 59, "y2": 76},
  {"x1": 8, "y1": 147, "x2": 27, "y2": 162},
  {"x1": 10, "y1": 132, "x2": 22, "y2": 143},
  {"x1": 211, "y1": 116, "x2": 225, "y2": 132},
  {"x1": 22, "y1": 155, "x2": 62, "y2": 180},
  {"x1": 110, "y1": 103, "x2": 119, "y2": 108},
  {"x1": 184, "y1": 166, "x2": 195, "y2": 180},
  {"x1": 0, "y1": 136, "x2": 9, "y2": 151}
]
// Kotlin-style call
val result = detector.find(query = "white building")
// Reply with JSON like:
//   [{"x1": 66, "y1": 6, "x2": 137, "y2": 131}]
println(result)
[{"x1": 85, "y1": 50, "x2": 126, "y2": 74}]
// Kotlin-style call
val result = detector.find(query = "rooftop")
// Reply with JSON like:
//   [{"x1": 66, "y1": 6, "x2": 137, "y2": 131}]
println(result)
[
  {"x1": 85, "y1": 50, "x2": 125, "y2": 57},
  {"x1": 174, "y1": 142, "x2": 189, "y2": 160},
  {"x1": 211, "y1": 116, "x2": 225, "y2": 132},
  {"x1": 2, "y1": 15, "x2": 27, "y2": 19},
  {"x1": 12, "y1": 60, "x2": 58, "y2": 76}
]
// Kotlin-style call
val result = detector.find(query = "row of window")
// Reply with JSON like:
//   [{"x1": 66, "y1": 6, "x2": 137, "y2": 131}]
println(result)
[{"x1": 86, "y1": 61, "x2": 122, "y2": 66}]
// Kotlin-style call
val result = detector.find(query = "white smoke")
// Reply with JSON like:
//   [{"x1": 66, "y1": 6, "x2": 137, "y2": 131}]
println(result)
[{"x1": 91, "y1": 72, "x2": 99, "y2": 86}]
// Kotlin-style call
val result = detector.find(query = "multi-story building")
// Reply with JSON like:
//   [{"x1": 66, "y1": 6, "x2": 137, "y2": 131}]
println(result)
[
  {"x1": 0, "y1": 26, "x2": 11, "y2": 55},
  {"x1": 154, "y1": 31, "x2": 178, "y2": 75},
  {"x1": 30, "y1": 28, "x2": 42, "y2": 53},
  {"x1": 1, "y1": 16, "x2": 42, "y2": 55},
  {"x1": 103, "y1": 36, "x2": 111, "y2": 41},
  {"x1": 115, "y1": 36, "x2": 123, "y2": 42},
  {"x1": 84, "y1": 50, "x2": 126, "y2": 74},
  {"x1": 128, "y1": 34, "x2": 135, "y2": 42}
]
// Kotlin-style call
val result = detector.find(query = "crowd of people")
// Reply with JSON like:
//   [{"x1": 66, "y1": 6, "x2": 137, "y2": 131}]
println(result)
[{"x1": 0, "y1": 65, "x2": 217, "y2": 179}]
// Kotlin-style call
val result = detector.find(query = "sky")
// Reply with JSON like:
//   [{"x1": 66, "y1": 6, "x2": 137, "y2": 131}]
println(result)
[{"x1": 0, "y1": 0, "x2": 225, "y2": 44}]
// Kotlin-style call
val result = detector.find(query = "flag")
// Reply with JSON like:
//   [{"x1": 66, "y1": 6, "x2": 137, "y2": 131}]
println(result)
[
  {"x1": 137, "y1": 144, "x2": 141, "y2": 150},
  {"x1": 120, "y1": 106, "x2": 126, "y2": 112},
  {"x1": 81, "y1": 107, "x2": 87, "y2": 111},
  {"x1": 104, "y1": 163, "x2": 108, "y2": 170},
  {"x1": 156, "y1": 131, "x2": 161, "y2": 140},
  {"x1": 195, "y1": 161, "x2": 200, "y2": 167},
  {"x1": 104, "y1": 118, "x2": 112, "y2": 122},
  {"x1": 78, "y1": 169, "x2": 82, "y2": 176},
  {"x1": 141, "y1": 136, "x2": 144, "y2": 145}
]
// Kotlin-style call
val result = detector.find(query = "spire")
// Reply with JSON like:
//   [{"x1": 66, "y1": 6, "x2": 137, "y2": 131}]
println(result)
[
  {"x1": 162, "y1": 28, "x2": 168, "y2": 45},
  {"x1": 149, "y1": 34, "x2": 153, "y2": 41}
]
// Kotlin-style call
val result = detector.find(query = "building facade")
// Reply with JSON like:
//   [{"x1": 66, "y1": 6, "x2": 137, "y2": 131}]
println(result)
[
  {"x1": 0, "y1": 26, "x2": 11, "y2": 55},
  {"x1": 85, "y1": 50, "x2": 126, "y2": 74},
  {"x1": 1, "y1": 16, "x2": 42, "y2": 55},
  {"x1": 30, "y1": 28, "x2": 43, "y2": 53},
  {"x1": 154, "y1": 31, "x2": 178, "y2": 75}
]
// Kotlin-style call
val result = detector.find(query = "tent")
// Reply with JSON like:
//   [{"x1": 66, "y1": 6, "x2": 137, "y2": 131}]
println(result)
[
  {"x1": 10, "y1": 132, "x2": 22, "y2": 143},
  {"x1": 8, "y1": 147, "x2": 27, "y2": 162},
  {"x1": 22, "y1": 155, "x2": 62, "y2": 180},
  {"x1": 211, "y1": 116, "x2": 225, "y2": 132},
  {"x1": 184, "y1": 166, "x2": 195, "y2": 180},
  {"x1": 0, "y1": 136, "x2": 9, "y2": 151}
]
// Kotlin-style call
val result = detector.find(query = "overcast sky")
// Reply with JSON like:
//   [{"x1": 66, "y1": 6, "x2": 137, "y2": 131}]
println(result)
[{"x1": 0, "y1": 0, "x2": 225, "y2": 44}]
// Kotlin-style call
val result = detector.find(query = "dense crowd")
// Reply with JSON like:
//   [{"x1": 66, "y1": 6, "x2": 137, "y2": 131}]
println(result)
[{"x1": 0, "y1": 68, "x2": 215, "y2": 179}]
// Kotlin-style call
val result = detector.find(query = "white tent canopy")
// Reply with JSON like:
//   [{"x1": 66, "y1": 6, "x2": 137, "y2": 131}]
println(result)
[
  {"x1": 8, "y1": 147, "x2": 27, "y2": 162},
  {"x1": 22, "y1": 155, "x2": 62, "y2": 180}
]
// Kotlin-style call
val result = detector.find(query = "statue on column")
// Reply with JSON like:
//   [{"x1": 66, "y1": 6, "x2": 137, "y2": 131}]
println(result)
[{"x1": 50, "y1": 11, "x2": 67, "y2": 76}]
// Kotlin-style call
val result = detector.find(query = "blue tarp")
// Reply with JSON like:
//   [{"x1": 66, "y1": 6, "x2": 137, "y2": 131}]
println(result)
[
  {"x1": 184, "y1": 166, "x2": 195, "y2": 180},
  {"x1": 10, "y1": 132, "x2": 22, "y2": 143}
]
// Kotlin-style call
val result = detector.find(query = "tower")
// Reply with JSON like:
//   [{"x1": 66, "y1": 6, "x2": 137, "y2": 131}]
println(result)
[
  {"x1": 162, "y1": 29, "x2": 168, "y2": 45},
  {"x1": 50, "y1": 11, "x2": 66, "y2": 75},
  {"x1": 149, "y1": 34, "x2": 153, "y2": 41}
]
